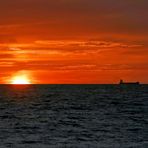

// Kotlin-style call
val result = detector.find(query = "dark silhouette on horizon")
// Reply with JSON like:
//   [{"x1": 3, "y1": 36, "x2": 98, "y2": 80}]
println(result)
[{"x1": 119, "y1": 79, "x2": 140, "y2": 85}]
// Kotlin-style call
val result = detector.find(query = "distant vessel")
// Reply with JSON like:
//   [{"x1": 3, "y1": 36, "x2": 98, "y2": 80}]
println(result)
[{"x1": 119, "y1": 80, "x2": 140, "y2": 85}]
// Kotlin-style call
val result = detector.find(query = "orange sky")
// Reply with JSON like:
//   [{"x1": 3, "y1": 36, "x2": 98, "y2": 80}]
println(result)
[{"x1": 0, "y1": 0, "x2": 148, "y2": 84}]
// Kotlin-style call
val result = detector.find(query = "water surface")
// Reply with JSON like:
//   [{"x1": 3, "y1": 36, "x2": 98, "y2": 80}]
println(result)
[{"x1": 0, "y1": 85, "x2": 147, "y2": 148}]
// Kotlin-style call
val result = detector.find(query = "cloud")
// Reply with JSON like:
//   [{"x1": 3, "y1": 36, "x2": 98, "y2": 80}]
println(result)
[
  {"x1": 0, "y1": 0, "x2": 148, "y2": 40},
  {"x1": 1, "y1": 39, "x2": 143, "y2": 49},
  {"x1": 98, "y1": 63, "x2": 148, "y2": 71},
  {"x1": 0, "y1": 39, "x2": 145, "y2": 64},
  {"x1": 0, "y1": 53, "x2": 14, "y2": 59},
  {"x1": 0, "y1": 62, "x2": 14, "y2": 67},
  {"x1": 0, "y1": 35, "x2": 17, "y2": 43},
  {"x1": 35, "y1": 40, "x2": 143, "y2": 49}
]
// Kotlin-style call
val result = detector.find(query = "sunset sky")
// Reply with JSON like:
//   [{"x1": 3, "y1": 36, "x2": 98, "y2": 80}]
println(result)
[{"x1": 0, "y1": 0, "x2": 148, "y2": 84}]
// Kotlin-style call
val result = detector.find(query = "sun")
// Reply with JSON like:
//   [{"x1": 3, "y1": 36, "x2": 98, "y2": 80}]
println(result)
[{"x1": 10, "y1": 75, "x2": 31, "y2": 84}]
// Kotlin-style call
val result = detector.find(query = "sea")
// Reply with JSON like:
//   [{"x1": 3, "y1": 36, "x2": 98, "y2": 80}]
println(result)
[{"x1": 0, "y1": 84, "x2": 147, "y2": 148}]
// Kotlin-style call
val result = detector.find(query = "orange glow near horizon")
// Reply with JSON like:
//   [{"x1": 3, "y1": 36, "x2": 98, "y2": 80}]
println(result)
[
  {"x1": 10, "y1": 75, "x2": 31, "y2": 84},
  {"x1": 8, "y1": 71, "x2": 32, "y2": 84},
  {"x1": 11, "y1": 76, "x2": 31, "y2": 84}
]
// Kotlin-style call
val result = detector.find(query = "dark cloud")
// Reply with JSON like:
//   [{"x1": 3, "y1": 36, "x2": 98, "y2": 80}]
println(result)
[
  {"x1": 0, "y1": 0, "x2": 148, "y2": 38},
  {"x1": 0, "y1": 35, "x2": 17, "y2": 43},
  {"x1": 0, "y1": 54, "x2": 14, "y2": 59}
]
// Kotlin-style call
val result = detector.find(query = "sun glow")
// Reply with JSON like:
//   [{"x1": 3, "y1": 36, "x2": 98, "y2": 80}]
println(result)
[
  {"x1": 9, "y1": 72, "x2": 32, "y2": 84},
  {"x1": 10, "y1": 75, "x2": 31, "y2": 84}
]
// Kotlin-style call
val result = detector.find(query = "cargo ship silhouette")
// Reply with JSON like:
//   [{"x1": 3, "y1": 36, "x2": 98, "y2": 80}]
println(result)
[{"x1": 119, "y1": 80, "x2": 140, "y2": 85}]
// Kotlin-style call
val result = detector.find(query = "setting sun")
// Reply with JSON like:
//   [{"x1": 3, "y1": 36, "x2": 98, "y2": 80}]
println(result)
[
  {"x1": 7, "y1": 71, "x2": 33, "y2": 85},
  {"x1": 11, "y1": 75, "x2": 31, "y2": 84}
]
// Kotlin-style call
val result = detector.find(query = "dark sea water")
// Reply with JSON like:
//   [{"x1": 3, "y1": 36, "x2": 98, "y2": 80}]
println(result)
[{"x1": 0, "y1": 84, "x2": 147, "y2": 148}]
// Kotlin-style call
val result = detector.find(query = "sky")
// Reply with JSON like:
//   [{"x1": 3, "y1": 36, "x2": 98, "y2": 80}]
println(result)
[{"x1": 0, "y1": 0, "x2": 148, "y2": 84}]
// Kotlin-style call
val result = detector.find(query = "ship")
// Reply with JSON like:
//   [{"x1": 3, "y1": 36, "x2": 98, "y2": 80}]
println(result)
[{"x1": 119, "y1": 80, "x2": 140, "y2": 85}]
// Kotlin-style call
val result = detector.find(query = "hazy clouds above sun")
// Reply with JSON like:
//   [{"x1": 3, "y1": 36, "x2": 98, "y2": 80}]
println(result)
[
  {"x1": 0, "y1": 0, "x2": 148, "y2": 83},
  {"x1": 0, "y1": 0, "x2": 148, "y2": 38}
]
